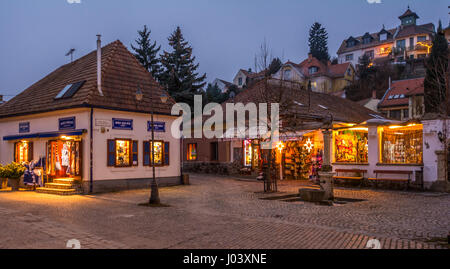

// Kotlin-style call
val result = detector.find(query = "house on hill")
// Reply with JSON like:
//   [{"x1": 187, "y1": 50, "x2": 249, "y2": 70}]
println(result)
[
  {"x1": 272, "y1": 54, "x2": 355, "y2": 94},
  {"x1": 0, "y1": 37, "x2": 181, "y2": 194}
]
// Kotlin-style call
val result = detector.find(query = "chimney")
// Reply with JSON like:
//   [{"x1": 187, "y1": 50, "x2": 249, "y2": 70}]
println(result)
[
  {"x1": 388, "y1": 76, "x2": 392, "y2": 90},
  {"x1": 97, "y1": 34, "x2": 104, "y2": 96},
  {"x1": 372, "y1": 90, "x2": 377, "y2": 99},
  {"x1": 0, "y1": 95, "x2": 3, "y2": 102},
  {"x1": 308, "y1": 53, "x2": 313, "y2": 62}
]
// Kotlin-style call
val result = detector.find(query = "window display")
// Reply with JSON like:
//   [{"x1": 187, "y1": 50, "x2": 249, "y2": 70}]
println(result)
[
  {"x1": 14, "y1": 141, "x2": 32, "y2": 163},
  {"x1": 381, "y1": 125, "x2": 423, "y2": 164},
  {"x1": 334, "y1": 130, "x2": 368, "y2": 163},
  {"x1": 47, "y1": 139, "x2": 81, "y2": 178},
  {"x1": 143, "y1": 141, "x2": 165, "y2": 166},
  {"x1": 187, "y1": 143, "x2": 197, "y2": 161},
  {"x1": 116, "y1": 139, "x2": 131, "y2": 167},
  {"x1": 243, "y1": 140, "x2": 260, "y2": 168}
]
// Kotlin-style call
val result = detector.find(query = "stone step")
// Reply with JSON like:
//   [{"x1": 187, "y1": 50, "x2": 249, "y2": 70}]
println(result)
[
  {"x1": 45, "y1": 182, "x2": 78, "y2": 190},
  {"x1": 53, "y1": 178, "x2": 76, "y2": 184},
  {"x1": 36, "y1": 187, "x2": 80, "y2": 196}
]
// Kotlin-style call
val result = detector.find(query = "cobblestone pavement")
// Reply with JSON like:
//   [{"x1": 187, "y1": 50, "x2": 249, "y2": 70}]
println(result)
[{"x1": 0, "y1": 174, "x2": 448, "y2": 249}]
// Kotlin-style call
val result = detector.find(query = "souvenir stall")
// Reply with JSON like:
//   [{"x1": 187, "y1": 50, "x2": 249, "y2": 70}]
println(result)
[
  {"x1": 334, "y1": 129, "x2": 369, "y2": 163},
  {"x1": 380, "y1": 124, "x2": 423, "y2": 164},
  {"x1": 278, "y1": 132, "x2": 324, "y2": 181}
]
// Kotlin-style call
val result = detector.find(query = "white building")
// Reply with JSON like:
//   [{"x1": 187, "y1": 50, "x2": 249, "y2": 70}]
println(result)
[
  {"x1": 0, "y1": 38, "x2": 182, "y2": 194},
  {"x1": 337, "y1": 8, "x2": 435, "y2": 66}
]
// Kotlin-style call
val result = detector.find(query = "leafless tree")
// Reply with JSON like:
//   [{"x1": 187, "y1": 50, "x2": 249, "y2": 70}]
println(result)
[{"x1": 254, "y1": 38, "x2": 273, "y2": 74}]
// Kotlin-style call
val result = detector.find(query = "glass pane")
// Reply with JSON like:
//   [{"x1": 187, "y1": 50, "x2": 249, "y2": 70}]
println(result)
[{"x1": 115, "y1": 140, "x2": 130, "y2": 166}]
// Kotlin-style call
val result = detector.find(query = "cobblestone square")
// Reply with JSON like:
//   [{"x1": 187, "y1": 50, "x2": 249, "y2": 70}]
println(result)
[{"x1": 0, "y1": 174, "x2": 448, "y2": 249}]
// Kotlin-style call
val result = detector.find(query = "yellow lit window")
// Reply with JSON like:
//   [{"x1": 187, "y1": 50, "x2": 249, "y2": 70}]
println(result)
[
  {"x1": 115, "y1": 139, "x2": 131, "y2": 167},
  {"x1": 187, "y1": 143, "x2": 197, "y2": 161},
  {"x1": 334, "y1": 130, "x2": 368, "y2": 163},
  {"x1": 381, "y1": 125, "x2": 423, "y2": 164},
  {"x1": 14, "y1": 141, "x2": 32, "y2": 163}
]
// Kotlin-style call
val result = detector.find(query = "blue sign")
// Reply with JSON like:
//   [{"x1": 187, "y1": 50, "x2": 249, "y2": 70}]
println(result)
[
  {"x1": 59, "y1": 117, "x2": 76, "y2": 130},
  {"x1": 19, "y1": 122, "x2": 30, "y2": 133},
  {"x1": 147, "y1": 121, "x2": 166, "y2": 132},
  {"x1": 112, "y1": 118, "x2": 133, "y2": 130}
]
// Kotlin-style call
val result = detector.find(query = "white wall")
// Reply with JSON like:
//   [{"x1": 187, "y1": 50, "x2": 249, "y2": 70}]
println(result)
[
  {"x1": 0, "y1": 108, "x2": 182, "y2": 184},
  {"x1": 0, "y1": 108, "x2": 91, "y2": 180},
  {"x1": 92, "y1": 108, "x2": 181, "y2": 181}
]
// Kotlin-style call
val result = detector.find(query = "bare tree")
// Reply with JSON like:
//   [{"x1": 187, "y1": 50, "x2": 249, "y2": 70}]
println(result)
[{"x1": 254, "y1": 38, "x2": 273, "y2": 74}]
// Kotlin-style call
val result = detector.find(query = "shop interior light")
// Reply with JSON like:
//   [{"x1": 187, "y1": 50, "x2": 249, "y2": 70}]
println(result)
[
  {"x1": 348, "y1": 127, "x2": 368, "y2": 131},
  {"x1": 388, "y1": 125, "x2": 404, "y2": 129},
  {"x1": 276, "y1": 141, "x2": 285, "y2": 153},
  {"x1": 304, "y1": 138, "x2": 314, "y2": 153}
]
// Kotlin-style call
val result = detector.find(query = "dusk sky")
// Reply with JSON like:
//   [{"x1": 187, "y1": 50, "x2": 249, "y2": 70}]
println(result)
[{"x1": 0, "y1": 0, "x2": 448, "y2": 101}]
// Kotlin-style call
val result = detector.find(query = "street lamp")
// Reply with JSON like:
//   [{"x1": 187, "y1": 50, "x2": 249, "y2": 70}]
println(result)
[{"x1": 136, "y1": 84, "x2": 168, "y2": 205}]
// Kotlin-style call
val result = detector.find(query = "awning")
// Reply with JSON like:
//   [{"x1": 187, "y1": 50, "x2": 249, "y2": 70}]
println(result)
[{"x1": 3, "y1": 129, "x2": 87, "y2": 141}]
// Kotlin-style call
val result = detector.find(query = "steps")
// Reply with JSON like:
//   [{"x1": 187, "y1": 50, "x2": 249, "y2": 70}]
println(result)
[{"x1": 36, "y1": 178, "x2": 82, "y2": 196}]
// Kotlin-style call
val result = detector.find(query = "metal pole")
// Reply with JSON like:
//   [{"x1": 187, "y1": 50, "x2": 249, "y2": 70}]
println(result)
[{"x1": 149, "y1": 89, "x2": 160, "y2": 204}]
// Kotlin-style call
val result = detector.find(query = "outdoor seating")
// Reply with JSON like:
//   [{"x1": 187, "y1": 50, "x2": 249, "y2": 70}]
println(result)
[
  {"x1": 333, "y1": 169, "x2": 367, "y2": 186},
  {"x1": 368, "y1": 170, "x2": 413, "y2": 190}
]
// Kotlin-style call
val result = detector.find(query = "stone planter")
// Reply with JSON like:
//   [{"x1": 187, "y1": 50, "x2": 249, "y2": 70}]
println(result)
[
  {"x1": 8, "y1": 178, "x2": 20, "y2": 191},
  {"x1": 0, "y1": 178, "x2": 7, "y2": 189}
]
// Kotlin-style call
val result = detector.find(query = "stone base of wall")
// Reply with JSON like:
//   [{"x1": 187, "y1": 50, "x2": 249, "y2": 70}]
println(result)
[
  {"x1": 429, "y1": 180, "x2": 450, "y2": 193},
  {"x1": 183, "y1": 162, "x2": 239, "y2": 175},
  {"x1": 81, "y1": 176, "x2": 182, "y2": 194}
]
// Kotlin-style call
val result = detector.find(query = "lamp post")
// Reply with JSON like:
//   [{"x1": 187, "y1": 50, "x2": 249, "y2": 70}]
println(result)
[{"x1": 136, "y1": 84, "x2": 168, "y2": 205}]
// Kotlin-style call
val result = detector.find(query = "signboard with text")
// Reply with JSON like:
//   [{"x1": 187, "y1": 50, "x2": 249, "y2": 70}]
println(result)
[
  {"x1": 19, "y1": 122, "x2": 30, "y2": 133},
  {"x1": 59, "y1": 117, "x2": 76, "y2": 130},
  {"x1": 112, "y1": 118, "x2": 133, "y2": 130},
  {"x1": 147, "y1": 121, "x2": 166, "y2": 132}
]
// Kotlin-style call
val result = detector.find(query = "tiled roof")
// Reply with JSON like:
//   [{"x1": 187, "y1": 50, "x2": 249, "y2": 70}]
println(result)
[
  {"x1": 0, "y1": 40, "x2": 175, "y2": 118},
  {"x1": 337, "y1": 28, "x2": 397, "y2": 55},
  {"x1": 224, "y1": 79, "x2": 380, "y2": 125},
  {"x1": 287, "y1": 56, "x2": 350, "y2": 78},
  {"x1": 240, "y1": 69, "x2": 266, "y2": 79},
  {"x1": 378, "y1": 77, "x2": 424, "y2": 108},
  {"x1": 395, "y1": 23, "x2": 434, "y2": 39},
  {"x1": 399, "y1": 9, "x2": 419, "y2": 19}
]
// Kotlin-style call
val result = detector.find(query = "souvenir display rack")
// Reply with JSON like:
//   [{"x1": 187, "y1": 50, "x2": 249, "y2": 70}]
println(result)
[
  {"x1": 381, "y1": 126, "x2": 423, "y2": 164},
  {"x1": 334, "y1": 130, "x2": 368, "y2": 163}
]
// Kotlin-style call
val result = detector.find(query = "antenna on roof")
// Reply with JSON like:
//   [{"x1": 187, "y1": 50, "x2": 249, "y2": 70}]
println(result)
[{"x1": 65, "y1": 48, "x2": 76, "y2": 63}]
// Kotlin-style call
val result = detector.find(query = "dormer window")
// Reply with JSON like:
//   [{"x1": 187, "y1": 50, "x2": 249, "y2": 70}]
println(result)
[
  {"x1": 347, "y1": 40, "x2": 356, "y2": 48},
  {"x1": 309, "y1": 66, "x2": 318, "y2": 75},
  {"x1": 380, "y1": 33, "x2": 387, "y2": 41},
  {"x1": 238, "y1": 77, "x2": 243, "y2": 86}
]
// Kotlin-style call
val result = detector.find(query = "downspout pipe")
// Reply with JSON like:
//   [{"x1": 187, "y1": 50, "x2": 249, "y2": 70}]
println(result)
[{"x1": 89, "y1": 107, "x2": 94, "y2": 193}]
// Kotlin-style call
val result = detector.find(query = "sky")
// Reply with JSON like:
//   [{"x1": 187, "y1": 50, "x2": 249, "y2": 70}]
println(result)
[{"x1": 0, "y1": 0, "x2": 448, "y2": 101}]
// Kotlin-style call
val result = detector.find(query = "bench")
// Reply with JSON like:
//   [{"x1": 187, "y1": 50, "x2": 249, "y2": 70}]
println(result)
[
  {"x1": 368, "y1": 170, "x2": 413, "y2": 190},
  {"x1": 333, "y1": 169, "x2": 367, "y2": 186}
]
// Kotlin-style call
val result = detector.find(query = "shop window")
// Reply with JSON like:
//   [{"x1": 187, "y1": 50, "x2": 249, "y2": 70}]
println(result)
[
  {"x1": 187, "y1": 143, "x2": 197, "y2": 161},
  {"x1": 143, "y1": 141, "x2": 167, "y2": 166},
  {"x1": 243, "y1": 140, "x2": 252, "y2": 167},
  {"x1": 47, "y1": 140, "x2": 81, "y2": 178},
  {"x1": 14, "y1": 141, "x2": 33, "y2": 163},
  {"x1": 107, "y1": 139, "x2": 135, "y2": 167},
  {"x1": 210, "y1": 142, "x2": 219, "y2": 161},
  {"x1": 381, "y1": 125, "x2": 423, "y2": 164},
  {"x1": 334, "y1": 130, "x2": 368, "y2": 163},
  {"x1": 243, "y1": 140, "x2": 260, "y2": 168}
]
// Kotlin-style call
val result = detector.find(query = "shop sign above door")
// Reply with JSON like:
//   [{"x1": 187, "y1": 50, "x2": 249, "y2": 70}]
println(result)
[
  {"x1": 59, "y1": 117, "x2": 76, "y2": 130},
  {"x1": 19, "y1": 122, "x2": 30, "y2": 133},
  {"x1": 147, "y1": 121, "x2": 165, "y2": 132},
  {"x1": 112, "y1": 118, "x2": 133, "y2": 130}
]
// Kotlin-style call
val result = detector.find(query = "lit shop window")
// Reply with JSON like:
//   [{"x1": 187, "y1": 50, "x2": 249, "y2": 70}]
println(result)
[
  {"x1": 107, "y1": 139, "x2": 138, "y2": 167},
  {"x1": 187, "y1": 143, "x2": 197, "y2": 161},
  {"x1": 334, "y1": 129, "x2": 368, "y2": 163},
  {"x1": 14, "y1": 141, "x2": 33, "y2": 163},
  {"x1": 143, "y1": 141, "x2": 169, "y2": 166},
  {"x1": 381, "y1": 125, "x2": 423, "y2": 164},
  {"x1": 243, "y1": 140, "x2": 260, "y2": 168}
]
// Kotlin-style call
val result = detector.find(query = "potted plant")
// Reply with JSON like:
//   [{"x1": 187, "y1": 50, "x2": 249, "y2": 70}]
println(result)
[
  {"x1": 0, "y1": 164, "x2": 7, "y2": 189},
  {"x1": 5, "y1": 162, "x2": 26, "y2": 191}
]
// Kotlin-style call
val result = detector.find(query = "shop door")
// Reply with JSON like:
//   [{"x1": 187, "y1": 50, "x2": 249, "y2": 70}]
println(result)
[{"x1": 47, "y1": 140, "x2": 81, "y2": 179}]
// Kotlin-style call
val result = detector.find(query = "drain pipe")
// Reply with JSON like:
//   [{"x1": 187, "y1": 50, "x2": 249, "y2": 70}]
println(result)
[{"x1": 89, "y1": 107, "x2": 94, "y2": 193}]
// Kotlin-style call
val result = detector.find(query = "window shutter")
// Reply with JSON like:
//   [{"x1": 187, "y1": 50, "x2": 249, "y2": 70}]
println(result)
[
  {"x1": 132, "y1": 140, "x2": 138, "y2": 166},
  {"x1": 143, "y1": 141, "x2": 150, "y2": 166},
  {"x1": 28, "y1": 142, "x2": 34, "y2": 162},
  {"x1": 107, "y1": 140, "x2": 115, "y2": 167},
  {"x1": 164, "y1": 142, "x2": 170, "y2": 166},
  {"x1": 14, "y1": 142, "x2": 18, "y2": 162}
]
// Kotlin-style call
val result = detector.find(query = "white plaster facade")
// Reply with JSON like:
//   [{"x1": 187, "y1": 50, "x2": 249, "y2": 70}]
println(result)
[{"x1": 0, "y1": 108, "x2": 181, "y2": 192}]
